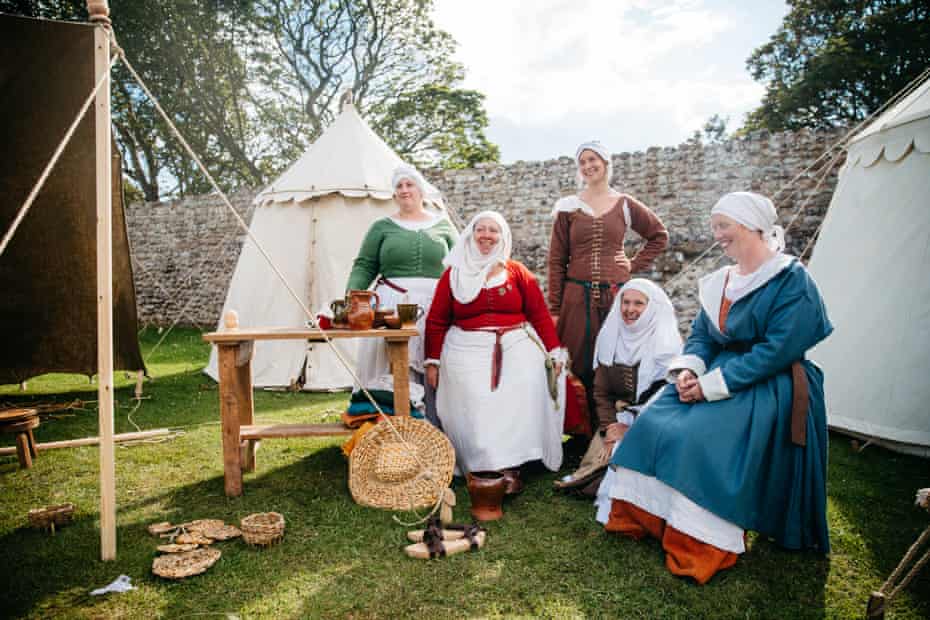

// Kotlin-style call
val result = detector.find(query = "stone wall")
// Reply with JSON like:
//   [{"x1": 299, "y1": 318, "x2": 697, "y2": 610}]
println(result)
[{"x1": 126, "y1": 127, "x2": 844, "y2": 329}]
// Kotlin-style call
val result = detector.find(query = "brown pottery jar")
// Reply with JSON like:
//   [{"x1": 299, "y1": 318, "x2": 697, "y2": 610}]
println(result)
[{"x1": 466, "y1": 471, "x2": 508, "y2": 521}]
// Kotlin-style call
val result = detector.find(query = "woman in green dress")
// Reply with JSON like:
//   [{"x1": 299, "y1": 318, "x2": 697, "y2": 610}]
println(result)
[{"x1": 346, "y1": 164, "x2": 457, "y2": 424}]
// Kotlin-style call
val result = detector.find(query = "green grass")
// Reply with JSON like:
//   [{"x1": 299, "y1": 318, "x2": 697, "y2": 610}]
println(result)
[{"x1": 0, "y1": 327, "x2": 928, "y2": 619}]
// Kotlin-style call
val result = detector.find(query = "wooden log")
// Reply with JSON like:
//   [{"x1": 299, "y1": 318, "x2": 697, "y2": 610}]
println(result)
[{"x1": 0, "y1": 429, "x2": 173, "y2": 456}]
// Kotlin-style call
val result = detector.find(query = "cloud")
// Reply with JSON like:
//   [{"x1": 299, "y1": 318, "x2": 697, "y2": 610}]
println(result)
[{"x1": 432, "y1": 0, "x2": 785, "y2": 161}]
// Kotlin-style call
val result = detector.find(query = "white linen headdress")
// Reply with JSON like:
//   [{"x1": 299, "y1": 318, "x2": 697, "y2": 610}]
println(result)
[
  {"x1": 711, "y1": 191, "x2": 785, "y2": 253},
  {"x1": 391, "y1": 164, "x2": 427, "y2": 195},
  {"x1": 593, "y1": 278, "x2": 682, "y2": 400},
  {"x1": 574, "y1": 140, "x2": 613, "y2": 189},
  {"x1": 442, "y1": 210, "x2": 512, "y2": 304}
]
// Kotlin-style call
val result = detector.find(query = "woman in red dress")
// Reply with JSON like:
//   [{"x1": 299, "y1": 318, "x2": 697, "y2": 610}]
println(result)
[{"x1": 425, "y1": 211, "x2": 567, "y2": 478}]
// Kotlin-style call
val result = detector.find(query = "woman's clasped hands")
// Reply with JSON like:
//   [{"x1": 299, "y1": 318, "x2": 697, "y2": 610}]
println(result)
[{"x1": 675, "y1": 369, "x2": 705, "y2": 403}]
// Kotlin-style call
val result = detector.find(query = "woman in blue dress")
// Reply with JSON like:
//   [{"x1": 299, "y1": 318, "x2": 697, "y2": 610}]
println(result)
[{"x1": 604, "y1": 191, "x2": 833, "y2": 584}]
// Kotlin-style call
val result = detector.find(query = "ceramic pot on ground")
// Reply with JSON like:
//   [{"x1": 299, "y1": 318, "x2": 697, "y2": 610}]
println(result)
[
  {"x1": 346, "y1": 290, "x2": 380, "y2": 330},
  {"x1": 466, "y1": 471, "x2": 507, "y2": 521}
]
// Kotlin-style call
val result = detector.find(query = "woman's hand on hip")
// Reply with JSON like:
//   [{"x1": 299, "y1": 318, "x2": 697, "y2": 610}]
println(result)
[{"x1": 426, "y1": 365, "x2": 439, "y2": 390}]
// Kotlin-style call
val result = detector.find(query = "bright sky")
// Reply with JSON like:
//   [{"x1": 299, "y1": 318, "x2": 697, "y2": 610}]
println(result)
[{"x1": 431, "y1": 0, "x2": 789, "y2": 163}]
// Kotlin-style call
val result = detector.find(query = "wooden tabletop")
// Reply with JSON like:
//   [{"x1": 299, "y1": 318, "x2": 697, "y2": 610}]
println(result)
[{"x1": 203, "y1": 326, "x2": 418, "y2": 344}]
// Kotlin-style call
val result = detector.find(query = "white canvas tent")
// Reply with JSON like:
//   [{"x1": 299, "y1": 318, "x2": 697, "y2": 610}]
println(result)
[
  {"x1": 808, "y1": 76, "x2": 930, "y2": 457},
  {"x1": 205, "y1": 103, "x2": 447, "y2": 389}
]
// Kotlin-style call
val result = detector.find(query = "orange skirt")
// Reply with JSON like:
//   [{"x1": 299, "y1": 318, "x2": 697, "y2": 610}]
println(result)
[{"x1": 605, "y1": 499, "x2": 738, "y2": 585}]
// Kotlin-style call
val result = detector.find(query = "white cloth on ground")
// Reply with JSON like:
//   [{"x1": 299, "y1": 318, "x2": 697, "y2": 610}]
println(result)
[
  {"x1": 437, "y1": 324, "x2": 565, "y2": 475},
  {"x1": 90, "y1": 575, "x2": 136, "y2": 596}
]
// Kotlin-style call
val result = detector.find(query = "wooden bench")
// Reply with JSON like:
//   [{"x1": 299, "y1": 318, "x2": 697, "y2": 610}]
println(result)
[{"x1": 203, "y1": 322, "x2": 417, "y2": 497}]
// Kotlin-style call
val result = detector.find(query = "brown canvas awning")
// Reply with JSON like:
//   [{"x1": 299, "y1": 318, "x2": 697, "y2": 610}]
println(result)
[{"x1": 0, "y1": 14, "x2": 145, "y2": 383}]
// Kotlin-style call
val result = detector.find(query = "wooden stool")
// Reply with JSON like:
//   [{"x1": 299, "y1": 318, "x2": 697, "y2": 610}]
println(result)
[{"x1": 0, "y1": 408, "x2": 40, "y2": 469}]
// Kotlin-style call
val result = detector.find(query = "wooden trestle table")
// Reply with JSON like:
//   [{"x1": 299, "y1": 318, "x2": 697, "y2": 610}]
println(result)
[{"x1": 203, "y1": 326, "x2": 418, "y2": 497}]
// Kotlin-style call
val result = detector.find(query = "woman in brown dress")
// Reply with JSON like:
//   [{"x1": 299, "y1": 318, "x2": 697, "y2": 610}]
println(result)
[{"x1": 547, "y1": 141, "x2": 668, "y2": 429}]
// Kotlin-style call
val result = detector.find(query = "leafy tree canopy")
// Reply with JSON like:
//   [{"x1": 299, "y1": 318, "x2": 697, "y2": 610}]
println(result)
[
  {"x1": 744, "y1": 0, "x2": 930, "y2": 132},
  {"x1": 0, "y1": 0, "x2": 498, "y2": 200}
]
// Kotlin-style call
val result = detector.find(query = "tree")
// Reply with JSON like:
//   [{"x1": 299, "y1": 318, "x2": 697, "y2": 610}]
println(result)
[
  {"x1": 250, "y1": 0, "x2": 499, "y2": 168},
  {"x1": 2, "y1": 0, "x2": 499, "y2": 199},
  {"x1": 0, "y1": 0, "x2": 267, "y2": 201},
  {"x1": 744, "y1": 0, "x2": 930, "y2": 132}
]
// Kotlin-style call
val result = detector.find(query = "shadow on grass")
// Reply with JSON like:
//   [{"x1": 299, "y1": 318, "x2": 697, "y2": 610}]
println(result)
[
  {"x1": 4, "y1": 429, "x2": 929, "y2": 618},
  {"x1": 0, "y1": 443, "x2": 838, "y2": 619},
  {"x1": 825, "y1": 438, "x2": 930, "y2": 615}
]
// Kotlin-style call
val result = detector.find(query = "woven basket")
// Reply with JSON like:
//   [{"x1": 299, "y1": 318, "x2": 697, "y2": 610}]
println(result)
[
  {"x1": 349, "y1": 417, "x2": 455, "y2": 511},
  {"x1": 152, "y1": 547, "x2": 221, "y2": 579},
  {"x1": 28, "y1": 503, "x2": 75, "y2": 532},
  {"x1": 240, "y1": 512, "x2": 285, "y2": 546}
]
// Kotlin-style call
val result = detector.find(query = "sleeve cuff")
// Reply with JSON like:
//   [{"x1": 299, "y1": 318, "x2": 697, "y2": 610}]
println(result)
[
  {"x1": 667, "y1": 354, "x2": 707, "y2": 381},
  {"x1": 698, "y1": 367, "x2": 731, "y2": 401},
  {"x1": 614, "y1": 410, "x2": 635, "y2": 426},
  {"x1": 423, "y1": 358, "x2": 440, "y2": 367}
]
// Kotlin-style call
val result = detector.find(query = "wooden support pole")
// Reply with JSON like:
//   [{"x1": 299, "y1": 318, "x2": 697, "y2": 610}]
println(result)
[
  {"x1": 90, "y1": 1, "x2": 116, "y2": 561},
  {"x1": 0, "y1": 429, "x2": 174, "y2": 456}
]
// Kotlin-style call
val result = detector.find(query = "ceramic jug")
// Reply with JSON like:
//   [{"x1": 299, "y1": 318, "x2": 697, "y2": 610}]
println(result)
[
  {"x1": 346, "y1": 290, "x2": 380, "y2": 330},
  {"x1": 465, "y1": 471, "x2": 507, "y2": 521}
]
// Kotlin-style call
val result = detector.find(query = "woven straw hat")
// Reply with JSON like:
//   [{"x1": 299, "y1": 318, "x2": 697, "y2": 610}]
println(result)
[{"x1": 349, "y1": 417, "x2": 455, "y2": 510}]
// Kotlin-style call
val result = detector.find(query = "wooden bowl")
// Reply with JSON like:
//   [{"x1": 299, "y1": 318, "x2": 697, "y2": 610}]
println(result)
[
  {"x1": 373, "y1": 309, "x2": 393, "y2": 328},
  {"x1": 384, "y1": 315, "x2": 402, "y2": 329}
]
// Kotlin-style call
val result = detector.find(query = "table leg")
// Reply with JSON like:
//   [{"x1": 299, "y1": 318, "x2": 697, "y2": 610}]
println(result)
[
  {"x1": 218, "y1": 343, "x2": 244, "y2": 496},
  {"x1": 15, "y1": 432, "x2": 32, "y2": 468},
  {"x1": 387, "y1": 339, "x2": 410, "y2": 416},
  {"x1": 235, "y1": 343, "x2": 256, "y2": 472}
]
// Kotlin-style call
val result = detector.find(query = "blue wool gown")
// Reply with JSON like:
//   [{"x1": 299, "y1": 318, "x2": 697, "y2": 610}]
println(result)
[{"x1": 611, "y1": 259, "x2": 834, "y2": 552}]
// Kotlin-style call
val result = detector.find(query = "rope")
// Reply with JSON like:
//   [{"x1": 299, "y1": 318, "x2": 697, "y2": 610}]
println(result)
[
  {"x1": 659, "y1": 65, "x2": 930, "y2": 296},
  {"x1": 0, "y1": 53, "x2": 120, "y2": 259},
  {"x1": 879, "y1": 525, "x2": 930, "y2": 601},
  {"x1": 112, "y1": 37, "x2": 446, "y2": 511}
]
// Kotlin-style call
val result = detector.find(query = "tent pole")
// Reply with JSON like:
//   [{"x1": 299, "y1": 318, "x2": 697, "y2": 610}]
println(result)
[{"x1": 89, "y1": 0, "x2": 116, "y2": 561}]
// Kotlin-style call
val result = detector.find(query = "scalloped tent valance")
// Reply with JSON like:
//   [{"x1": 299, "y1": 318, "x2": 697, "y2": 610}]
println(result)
[{"x1": 808, "y1": 72, "x2": 930, "y2": 457}]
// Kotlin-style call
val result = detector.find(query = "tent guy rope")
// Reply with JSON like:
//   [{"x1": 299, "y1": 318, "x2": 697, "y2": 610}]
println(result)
[
  {"x1": 111, "y1": 36, "x2": 446, "y2": 522},
  {"x1": 0, "y1": 53, "x2": 119, "y2": 260}
]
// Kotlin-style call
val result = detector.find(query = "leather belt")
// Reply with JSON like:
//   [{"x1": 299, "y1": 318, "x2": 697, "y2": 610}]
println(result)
[
  {"x1": 460, "y1": 323, "x2": 526, "y2": 391},
  {"x1": 376, "y1": 276, "x2": 408, "y2": 294}
]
